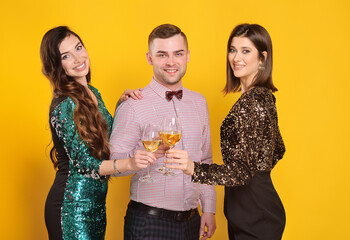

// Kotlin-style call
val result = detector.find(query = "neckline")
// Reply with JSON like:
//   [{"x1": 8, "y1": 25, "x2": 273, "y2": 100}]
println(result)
[
  {"x1": 149, "y1": 78, "x2": 184, "y2": 100},
  {"x1": 241, "y1": 86, "x2": 258, "y2": 97}
]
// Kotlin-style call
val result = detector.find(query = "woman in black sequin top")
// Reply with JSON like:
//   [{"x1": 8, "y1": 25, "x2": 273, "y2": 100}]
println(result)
[{"x1": 166, "y1": 24, "x2": 286, "y2": 240}]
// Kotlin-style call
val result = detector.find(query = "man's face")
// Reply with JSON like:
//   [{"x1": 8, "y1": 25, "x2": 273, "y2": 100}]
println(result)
[{"x1": 146, "y1": 34, "x2": 189, "y2": 90}]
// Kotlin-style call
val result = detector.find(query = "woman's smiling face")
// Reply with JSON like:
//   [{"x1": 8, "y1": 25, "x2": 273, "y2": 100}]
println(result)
[{"x1": 59, "y1": 34, "x2": 90, "y2": 83}]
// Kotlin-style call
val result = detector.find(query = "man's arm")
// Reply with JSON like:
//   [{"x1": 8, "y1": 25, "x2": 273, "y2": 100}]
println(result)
[
  {"x1": 109, "y1": 101, "x2": 142, "y2": 176},
  {"x1": 198, "y1": 100, "x2": 217, "y2": 238}
]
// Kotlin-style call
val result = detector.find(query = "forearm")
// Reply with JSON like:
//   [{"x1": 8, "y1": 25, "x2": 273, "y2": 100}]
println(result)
[
  {"x1": 99, "y1": 158, "x2": 132, "y2": 176},
  {"x1": 110, "y1": 152, "x2": 138, "y2": 176},
  {"x1": 192, "y1": 161, "x2": 252, "y2": 187}
]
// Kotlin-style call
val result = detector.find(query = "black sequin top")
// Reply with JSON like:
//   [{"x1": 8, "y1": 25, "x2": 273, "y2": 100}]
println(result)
[{"x1": 192, "y1": 87, "x2": 285, "y2": 187}]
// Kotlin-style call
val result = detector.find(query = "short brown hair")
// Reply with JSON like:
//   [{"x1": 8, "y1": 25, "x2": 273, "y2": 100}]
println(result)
[
  {"x1": 223, "y1": 23, "x2": 277, "y2": 94},
  {"x1": 148, "y1": 24, "x2": 188, "y2": 50}
]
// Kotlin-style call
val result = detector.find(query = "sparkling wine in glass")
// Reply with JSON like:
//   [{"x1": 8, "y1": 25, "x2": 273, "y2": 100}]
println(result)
[
  {"x1": 157, "y1": 117, "x2": 182, "y2": 176},
  {"x1": 139, "y1": 124, "x2": 161, "y2": 183}
]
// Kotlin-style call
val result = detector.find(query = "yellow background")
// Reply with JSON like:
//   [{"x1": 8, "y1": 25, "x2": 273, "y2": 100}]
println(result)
[{"x1": 1, "y1": 0, "x2": 349, "y2": 239}]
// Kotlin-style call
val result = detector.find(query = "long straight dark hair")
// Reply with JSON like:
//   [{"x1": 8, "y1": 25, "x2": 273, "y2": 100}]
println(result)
[
  {"x1": 40, "y1": 26, "x2": 110, "y2": 169},
  {"x1": 223, "y1": 23, "x2": 278, "y2": 94}
]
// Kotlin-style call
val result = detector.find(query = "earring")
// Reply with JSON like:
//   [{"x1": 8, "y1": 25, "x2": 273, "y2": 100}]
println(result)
[{"x1": 258, "y1": 64, "x2": 264, "y2": 70}]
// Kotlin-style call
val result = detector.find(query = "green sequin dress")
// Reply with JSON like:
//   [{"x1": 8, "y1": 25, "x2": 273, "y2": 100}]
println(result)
[{"x1": 44, "y1": 85, "x2": 113, "y2": 240}]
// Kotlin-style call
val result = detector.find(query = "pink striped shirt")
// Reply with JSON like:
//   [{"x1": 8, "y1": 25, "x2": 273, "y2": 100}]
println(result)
[{"x1": 110, "y1": 78, "x2": 216, "y2": 213}]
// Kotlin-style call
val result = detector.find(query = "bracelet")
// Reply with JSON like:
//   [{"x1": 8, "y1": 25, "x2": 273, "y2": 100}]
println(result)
[{"x1": 113, "y1": 159, "x2": 120, "y2": 174}]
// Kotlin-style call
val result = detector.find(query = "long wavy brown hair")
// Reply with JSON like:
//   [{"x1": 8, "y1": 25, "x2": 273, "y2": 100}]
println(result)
[{"x1": 40, "y1": 26, "x2": 110, "y2": 169}]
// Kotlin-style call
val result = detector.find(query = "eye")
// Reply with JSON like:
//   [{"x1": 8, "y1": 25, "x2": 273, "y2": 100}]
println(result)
[
  {"x1": 157, "y1": 54, "x2": 166, "y2": 58},
  {"x1": 242, "y1": 50, "x2": 250, "y2": 54},
  {"x1": 229, "y1": 48, "x2": 236, "y2": 53},
  {"x1": 76, "y1": 44, "x2": 83, "y2": 51},
  {"x1": 176, "y1": 52, "x2": 184, "y2": 56},
  {"x1": 61, "y1": 54, "x2": 69, "y2": 60}
]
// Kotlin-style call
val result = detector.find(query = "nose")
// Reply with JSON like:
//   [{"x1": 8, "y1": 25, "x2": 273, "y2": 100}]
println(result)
[
  {"x1": 73, "y1": 53, "x2": 83, "y2": 63},
  {"x1": 166, "y1": 56, "x2": 175, "y2": 66},
  {"x1": 233, "y1": 52, "x2": 241, "y2": 62}
]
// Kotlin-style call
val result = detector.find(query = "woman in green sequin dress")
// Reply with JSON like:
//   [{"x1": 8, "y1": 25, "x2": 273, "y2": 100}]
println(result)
[
  {"x1": 166, "y1": 24, "x2": 286, "y2": 240},
  {"x1": 41, "y1": 26, "x2": 155, "y2": 240}
]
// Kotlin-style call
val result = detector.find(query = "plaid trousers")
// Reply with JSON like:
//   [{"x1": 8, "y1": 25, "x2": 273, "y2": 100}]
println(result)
[{"x1": 124, "y1": 204, "x2": 200, "y2": 240}]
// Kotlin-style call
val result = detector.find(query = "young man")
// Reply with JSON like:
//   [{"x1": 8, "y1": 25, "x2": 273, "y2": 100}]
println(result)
[{"x1": 110, "y1": 24, "x2": 216, "y2": 240}]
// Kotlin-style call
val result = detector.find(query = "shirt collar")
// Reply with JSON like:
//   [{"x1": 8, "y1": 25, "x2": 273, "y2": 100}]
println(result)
[{"x1": 149, "y1": 77, "x2": 184, "y2": 100}]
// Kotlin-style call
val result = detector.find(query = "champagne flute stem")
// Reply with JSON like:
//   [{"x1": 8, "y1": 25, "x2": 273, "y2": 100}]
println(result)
[
  {"x1": 161, "y1": 152, "x2": 166, "y2": 170},
  {"x1": 164, "y1": 146, "x2": 174, "y2": 175}
]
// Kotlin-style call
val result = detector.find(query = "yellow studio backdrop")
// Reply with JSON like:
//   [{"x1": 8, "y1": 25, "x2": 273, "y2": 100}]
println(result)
[{"x1": 1, "y1": 0, "x2": 349, "y2": 239}]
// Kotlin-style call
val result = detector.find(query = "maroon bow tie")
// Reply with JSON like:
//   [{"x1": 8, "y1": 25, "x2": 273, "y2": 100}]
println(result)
[{"x1": 165, "y1": 90, "x2": 183, "y2": 100}]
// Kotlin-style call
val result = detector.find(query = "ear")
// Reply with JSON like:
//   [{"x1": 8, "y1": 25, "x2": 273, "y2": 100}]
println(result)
[
  {"x1": 187, "y1": 50, "x2": 190, "y2": 63},
  {"x1": 261, "y1": 51, "x2": 267, "y2": 64},
  {"x1": 146, "y1": 52, "x2": 153, "y2": 65}
]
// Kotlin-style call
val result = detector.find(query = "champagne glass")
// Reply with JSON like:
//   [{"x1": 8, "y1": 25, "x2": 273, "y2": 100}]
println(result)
[
  {"x1": 157, "y1": 117, "x2": 182, "y2": 176},
  {"x1": 139, "y1": 124, "x2": 161, "y2": 183}
]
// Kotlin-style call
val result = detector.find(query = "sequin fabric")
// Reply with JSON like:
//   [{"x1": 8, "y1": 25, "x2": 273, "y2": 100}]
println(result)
[
  {"x1": 192, "y1": 87, "x2": 285, "y2": 187},
  {"x1": 50, "y1": 85, "x2": 113, "y2": 239}
]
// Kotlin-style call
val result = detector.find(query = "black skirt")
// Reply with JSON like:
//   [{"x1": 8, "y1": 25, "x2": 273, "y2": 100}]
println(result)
[{"x1": 224, "y1": 171, "x2": 285, "y2": 240}]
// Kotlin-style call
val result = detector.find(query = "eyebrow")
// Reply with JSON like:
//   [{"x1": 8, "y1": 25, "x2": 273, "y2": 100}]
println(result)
[
  {"x1": 60, "y1": 42, "x2": 81, "y2": 55},
  {"x1": 230, "y1": 45, "x2": 252, "y2": 49},
  {"x1": 155, "y1": 49, "x2": 185, "y2": 54}
]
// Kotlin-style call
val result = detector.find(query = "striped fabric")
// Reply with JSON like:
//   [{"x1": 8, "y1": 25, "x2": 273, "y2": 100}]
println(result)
[{"x1": 110, "y1": 78, "x2": 216, "y2": 213}]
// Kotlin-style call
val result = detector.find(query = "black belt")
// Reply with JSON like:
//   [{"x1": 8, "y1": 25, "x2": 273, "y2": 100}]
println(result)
[{"x1": 128, "y1": 200, "x2": 197, "y2": 222}]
